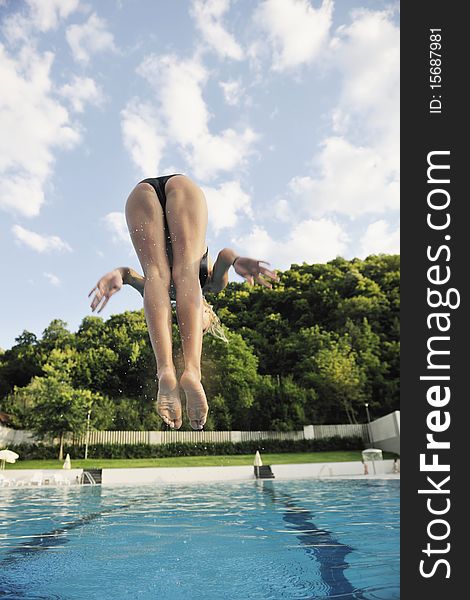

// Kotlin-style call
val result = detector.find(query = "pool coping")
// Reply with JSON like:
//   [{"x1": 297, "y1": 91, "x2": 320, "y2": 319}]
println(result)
[{"x1": 1, "y1": 459, "x2": 399, "y2": 487}]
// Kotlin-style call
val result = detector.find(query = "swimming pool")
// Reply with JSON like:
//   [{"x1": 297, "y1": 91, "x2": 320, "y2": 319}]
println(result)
[{"x1": 0, "y1": 478, "x2": 399, "y2": 599}]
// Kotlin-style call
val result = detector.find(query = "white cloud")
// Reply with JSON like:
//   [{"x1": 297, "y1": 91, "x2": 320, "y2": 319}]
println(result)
[
  {"x1": 2, "y1": 0, "x2": 80, "y2": 43},
  {"x1": 138, "y1": 55, "x2": 209, "y2": 145},
  {"x1": 219, "y1": 79, "x2": 243, "y2": 106},
  {"x1": 191, "y1": 0, "x2": 243, "y2": 60},
  {"x1": 202, "y1": 180, "x2": 253, "y2": 234},
  {"x1": 272, "y1": 198, "x2": 292, "y2": 222},
  {"x1": 330, "y1": 9, "x2": 399, "y2": 174},
  {"x1": 331, "y1": 108, "x2": 350, "y2": 135},
  {"x1": 289, "y1": 137, "x2": 399, "y2": 218},
  {"x1": 279, "y1": 9, "x2": 399, "y2": 225},
  {"x1": 121, "y1": 101, "x2": 166, "y2": 176},
  {"x1": 254, "y1": 0, "x2": 333, "y2": 71},
  {"x1": 359, "y1": 220, "x2": 399, "y2": 257},
  {"x1": 103, "y1": 212, "x2": 132, "y2": 246},
  {"x1": 1, "y1": 176, "x2": 49, "y2": 219},
  {"x1": 190, "y1": 127, "x2": 257, "y2": 181},
  {"x1": 331, "y1": 11, "x2": 399, "y2": 122},
  {"x1": 12, "y1": 225, "x2": 72, "y2": 253},
  {"x1": 136, "y1": 54, "x2": 257, "y2": 180},
  {"x1": 0, "y1": 44, "x2": 80, "y2": 217},
  {"x1": 234, "y1": 218, "x2": 348, "y2": 269},
  {"x1": 66, "y1": 13, "x2": 116, "y2": 64},
  {"x1": 26, "y1": 0, "x2": 80, "y2": 31},
  {"x1": 44, "y1": 272, "x2": 61, "y2": 286},
  {"x1": 58, "y1": 75, "x2": 104, "y2": 112}
]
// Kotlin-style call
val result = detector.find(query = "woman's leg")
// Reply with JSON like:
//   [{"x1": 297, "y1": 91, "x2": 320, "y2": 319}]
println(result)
[
  {"x1": 164, "y1": 175, "x2": 208, "y2": 430},
  {"x1": 125, "y1": 182, "x2": 182, "y2": 429}
]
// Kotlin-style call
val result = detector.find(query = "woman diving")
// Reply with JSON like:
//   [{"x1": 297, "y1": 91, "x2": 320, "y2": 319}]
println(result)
[{"x1": 89, "y1": 174, "x2": 278, "y2": 431}]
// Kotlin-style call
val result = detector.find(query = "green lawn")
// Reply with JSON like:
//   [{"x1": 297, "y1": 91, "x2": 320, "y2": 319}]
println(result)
[{"x1": 5, "y1": 451, "x2": 396, "y2": 470}]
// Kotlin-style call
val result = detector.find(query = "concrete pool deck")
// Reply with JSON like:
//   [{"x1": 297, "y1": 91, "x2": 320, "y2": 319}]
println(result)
[{"x1": 1, "y1": 459, "x2": 399, "y2": 487}]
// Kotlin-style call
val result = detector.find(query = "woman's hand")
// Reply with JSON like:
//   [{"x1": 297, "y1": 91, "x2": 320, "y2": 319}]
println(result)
[
  {"x1": 232, "y1": 257, "x2": 279, "y2": 288},
  {"x1": 88, "y1": 269, "x2": 123, "y2": 313}
]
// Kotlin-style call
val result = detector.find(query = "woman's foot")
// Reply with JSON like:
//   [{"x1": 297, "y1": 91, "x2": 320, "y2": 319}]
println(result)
[
  {"x1": 156, "y1": 369, "x2": 182, "y2": 429},
  {"x1": 180, "y1": 370, "x2": 208, "y2": 430}
]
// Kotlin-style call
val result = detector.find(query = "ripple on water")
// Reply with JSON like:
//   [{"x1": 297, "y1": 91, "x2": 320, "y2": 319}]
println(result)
[{"x1": 0, "y1": 479, "x2": 399, "y2": 599}]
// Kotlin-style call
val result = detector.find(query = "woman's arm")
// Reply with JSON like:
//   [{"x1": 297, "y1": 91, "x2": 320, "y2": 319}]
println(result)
[
  {"x1": 205, "y1": 248, "x2": 238, "y2": 293},
  {"x1": 118, "y1": 267, "x2": 145, "y2": 297},
  {"x1": 89, "y1": 267, "x2": 145, "y2": 313},
  {"x1": 206, "y1": 248, "x2": 278, "y2": 293}
]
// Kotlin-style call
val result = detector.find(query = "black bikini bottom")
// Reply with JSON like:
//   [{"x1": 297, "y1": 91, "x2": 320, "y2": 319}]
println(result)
[{"x1": 139, "y1": 175, "x2": 209, "y2": 288}]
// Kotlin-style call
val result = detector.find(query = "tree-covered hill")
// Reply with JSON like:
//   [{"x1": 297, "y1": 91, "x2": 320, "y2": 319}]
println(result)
[{"x1": 0, "y1": 255, "x2": 399, "y2": 431}]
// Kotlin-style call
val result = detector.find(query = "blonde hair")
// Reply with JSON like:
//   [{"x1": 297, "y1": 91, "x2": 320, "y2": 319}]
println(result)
[{"x1": 202, "y1": 297, "x2": 228, "y2": 342}]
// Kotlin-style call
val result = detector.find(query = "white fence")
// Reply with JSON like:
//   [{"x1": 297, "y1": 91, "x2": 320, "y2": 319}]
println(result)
[
  {"x1": 0, "y1": 426, "x2": 36, "y2": 446},
  {"x1": 2, "y1": 423, "x2": 369, "y2": 447},
  {"x1": 307, "y1": 424, "x2": 367, "y2": 440},
  {"x1": 72, "y1": 429, "x2": 308, "y2": 446}
]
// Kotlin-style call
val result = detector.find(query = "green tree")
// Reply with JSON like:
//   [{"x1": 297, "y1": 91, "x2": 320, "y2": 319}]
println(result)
[
  {"x1": 2, "y1": 385, "x2": 34, "y2": 429},
  {"x1": 21, "y1": 375, "x2": 104, "y2": 459},
  {"x1": 0, "y1": 330, "x2": 42, "y2": 398},
  {"x1": 249, "y1": 374, "x2": 316, "y2": 430},
  {"x1": 202, "y1": 330, "x2": 259, "y2": 429},
  {"x1": 39, "y1": 319, "x2": 74, "y2": 355},
  {"x1": 113, "y1": 397, "x2": 147, "y2": 430},
  {"x1": 312, "y1": 341, "x2": 366, "y2": 424},
  {"x1": 10, "y1": 349, "x2": 116, "y2": 456}
]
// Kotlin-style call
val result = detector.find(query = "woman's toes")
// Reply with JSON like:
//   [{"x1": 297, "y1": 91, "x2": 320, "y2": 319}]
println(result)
[
  {"x1": 180, "y1": 372, "x2": 208, "y2": 431},
  {"x1": 157, "y1": 395, "x2": 182, "y2": 429}
]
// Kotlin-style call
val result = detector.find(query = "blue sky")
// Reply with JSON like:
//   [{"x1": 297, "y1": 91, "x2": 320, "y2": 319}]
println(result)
[{"x1": 0, "y1": 0, "x2": 399, "y2": 350}]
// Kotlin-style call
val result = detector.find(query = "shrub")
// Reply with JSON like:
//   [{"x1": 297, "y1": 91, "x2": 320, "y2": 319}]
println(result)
[{"x1": 7, "y1": 436, "x2": 365, "y2": 460}]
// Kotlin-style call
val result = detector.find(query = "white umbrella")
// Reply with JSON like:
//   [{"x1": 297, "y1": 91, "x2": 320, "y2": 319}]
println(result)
[
  {"x1": 0, "y1": 449, "x2": 19, "y2": 470},
  {"x1": 254, "y1": 450, "x2": 263, "y2": 478},
  {"x1": 63, "y1": 453, "x2": 71, "y2": 470}
]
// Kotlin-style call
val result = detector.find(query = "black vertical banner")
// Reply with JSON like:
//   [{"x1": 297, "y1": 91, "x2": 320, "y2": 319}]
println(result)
[{"x1": 402, "y1": 2, "x2": 466, "y2": 598}]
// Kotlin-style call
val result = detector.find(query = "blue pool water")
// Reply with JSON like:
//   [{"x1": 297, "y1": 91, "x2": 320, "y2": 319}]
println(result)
[{"x1": 0, "y1": 478, "x2": 399, "y2": 599}]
